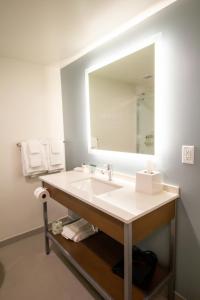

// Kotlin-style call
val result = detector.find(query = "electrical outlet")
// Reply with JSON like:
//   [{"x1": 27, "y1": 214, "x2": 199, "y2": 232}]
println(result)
[{"x1": 182, "y1": 145, "x2": 194, "y2": 164}]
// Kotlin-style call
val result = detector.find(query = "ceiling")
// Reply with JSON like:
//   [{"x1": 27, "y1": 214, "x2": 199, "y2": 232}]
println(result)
[{"x1": 0, "y1": 0, "x2": 171, "y2": 65}]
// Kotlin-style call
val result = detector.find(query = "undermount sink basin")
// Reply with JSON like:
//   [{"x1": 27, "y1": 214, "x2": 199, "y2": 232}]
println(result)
[{"x1": 70, "y1": 177, "x2": 122, "y2": 196}]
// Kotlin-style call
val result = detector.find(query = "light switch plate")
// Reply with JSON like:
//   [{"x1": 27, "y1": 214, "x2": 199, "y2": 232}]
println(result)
[{"x1": 182, "y1": 145, "x2": 194, "y2": 164}]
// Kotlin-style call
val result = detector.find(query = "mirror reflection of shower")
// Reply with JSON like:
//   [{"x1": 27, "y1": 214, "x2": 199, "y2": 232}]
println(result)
[{"x1": 136, "y1": 79, "x2": 154, "y2": 155}]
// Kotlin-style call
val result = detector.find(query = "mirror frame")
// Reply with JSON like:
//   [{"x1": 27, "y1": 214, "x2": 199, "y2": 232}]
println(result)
[{"x1": 85, "y1": 33, "x2": 161, "y2": 157}]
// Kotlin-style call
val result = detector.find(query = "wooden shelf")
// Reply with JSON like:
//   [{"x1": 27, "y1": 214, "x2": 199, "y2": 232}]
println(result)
[{"x1": 50, "y1": 231, "x2": 169, "y2": 300}]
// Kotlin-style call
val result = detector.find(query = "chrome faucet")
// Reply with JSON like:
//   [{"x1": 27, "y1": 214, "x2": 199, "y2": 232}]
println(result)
[{"x1": 106, "y1": 164, "x2": 112, "y2": 181}]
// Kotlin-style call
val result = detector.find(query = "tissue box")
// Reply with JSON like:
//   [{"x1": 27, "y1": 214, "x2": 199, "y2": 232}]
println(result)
[{"x1": 135, "y1": 170, "x2": 163, "y2": 194}]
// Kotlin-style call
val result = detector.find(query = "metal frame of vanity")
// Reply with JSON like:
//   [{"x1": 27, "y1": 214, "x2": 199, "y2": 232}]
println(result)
[{"x1": 42, "y1": 181, "x2": 178, "y2": 300}]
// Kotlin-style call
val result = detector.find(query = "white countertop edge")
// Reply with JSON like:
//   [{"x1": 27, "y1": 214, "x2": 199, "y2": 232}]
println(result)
[
  {"x1": 125, "y1": 193, "x2": 178, "y2": 223},
  {"x1": 40, "y1": 171, "x2": 179, "y2": 224}
]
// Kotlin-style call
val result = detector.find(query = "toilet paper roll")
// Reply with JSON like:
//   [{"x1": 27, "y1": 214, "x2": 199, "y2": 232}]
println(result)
[{"x1": 34, "y1": 187, "x2": 50, "y2": 203}]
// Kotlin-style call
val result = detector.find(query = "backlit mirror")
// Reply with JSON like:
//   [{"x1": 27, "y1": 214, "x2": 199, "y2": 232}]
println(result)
[{"x1": 87, "y1": 43, "x2": 155, "y2": 155}]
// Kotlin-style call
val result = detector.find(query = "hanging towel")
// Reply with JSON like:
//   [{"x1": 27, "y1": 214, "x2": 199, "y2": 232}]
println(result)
[
  {"x1": 20, "y1": 140, "x2": 48, "y2": 176},
  {"x1": 51, "y1": 141, "x2": 62, "y2": 154},
  {"x1": 28, "y1": 140, "x2": 41, "y2": 154},
  {"x1": 46, "y1": 139, "x2": 65, "y2": 173},
  {"x1": 28, "y1": 140, "x2": 42, "y2": 168}
]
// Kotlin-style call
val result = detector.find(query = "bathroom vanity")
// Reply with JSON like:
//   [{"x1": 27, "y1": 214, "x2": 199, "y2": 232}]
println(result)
[{"x1": 40, "y1": 171, "x2": 179, "y2": 300}]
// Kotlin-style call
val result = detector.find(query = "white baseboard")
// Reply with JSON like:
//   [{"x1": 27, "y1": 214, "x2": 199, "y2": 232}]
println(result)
[
  {"x1": 0, "y1": 226, "x2": 43, "y2": 248},
  {"x1": 0, "y1": 214, "x2": 68, "y2": 248}
]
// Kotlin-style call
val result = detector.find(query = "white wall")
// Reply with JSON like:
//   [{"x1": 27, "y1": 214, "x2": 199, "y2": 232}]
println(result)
[
  {"x1": 90, "y1": 75, "x2": 136, "y2": 152},
  {"x1": 0, "y1": 58, "x2": 66, "y2": 241}
]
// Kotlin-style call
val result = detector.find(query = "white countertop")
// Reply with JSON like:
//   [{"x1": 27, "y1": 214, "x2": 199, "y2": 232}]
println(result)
[{"x1": 40, "y1": 171, "x2": 179, "y2": 224}]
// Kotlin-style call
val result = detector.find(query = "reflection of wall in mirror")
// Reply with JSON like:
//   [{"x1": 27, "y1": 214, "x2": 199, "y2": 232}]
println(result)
[{"x1": 90, "y1": 75, "x2": 137, "y2": 153}]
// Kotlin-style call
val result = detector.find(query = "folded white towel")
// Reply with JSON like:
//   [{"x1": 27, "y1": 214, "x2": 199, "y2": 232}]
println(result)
[
  {"x1": 73, "y1": 229, "x2": 96, "y2": 243},
  {"x1": 46, "y1": 139, "x2": 65, "y2": 172},
  {"x1": 28, "y1": 140, "x2": 41, "y2": 154},
  {"x1": 61, "y1": 218, "x2": 97, "y2": 243},
  {"x1": 29, "y1": 154, "x2": 42, "y2": 168},
  {"x1": 51, "y1": 141, "x2": 62, "y2": 154},
  {"x1": 50, "y1": 154, "x2": 62, "y2": 166},
  {"x1": 62, "y1": 228, "x2": 95, "y2": 243},
  {"x1": 62, "y1": 219, "x2": 89, "y2": 240},
  {"x1": 21, "y1": 140, "x2": 48, "y2": 176},
  {"x1": 27, "y1": 140, "x2": 42, "y2": 168}
]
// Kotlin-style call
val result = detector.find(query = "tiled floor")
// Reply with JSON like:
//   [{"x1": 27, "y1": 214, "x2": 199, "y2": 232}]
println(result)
[{"x1": 0, "y1": 233, "x2": 167, "y2": 300}]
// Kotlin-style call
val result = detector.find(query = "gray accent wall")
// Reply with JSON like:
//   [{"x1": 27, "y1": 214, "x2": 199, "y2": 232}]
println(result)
[{"x1": 61, "y1": 0, "x2": 200, "y2": 298}]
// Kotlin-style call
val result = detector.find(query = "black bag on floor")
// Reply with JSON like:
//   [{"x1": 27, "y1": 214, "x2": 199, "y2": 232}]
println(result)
[{"x1": 112, "y1": 246, "x2": 157, "y2": 290}]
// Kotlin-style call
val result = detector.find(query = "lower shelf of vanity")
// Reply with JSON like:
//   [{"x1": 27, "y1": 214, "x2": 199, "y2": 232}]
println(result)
[{"x1": 47, "y1": 230, "x2": 170, "y2": 300}]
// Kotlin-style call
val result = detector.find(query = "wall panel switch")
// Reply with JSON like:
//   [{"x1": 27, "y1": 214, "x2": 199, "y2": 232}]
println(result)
[{"x1": 182, "y1": 145, "x2": 194, "y2": 164}]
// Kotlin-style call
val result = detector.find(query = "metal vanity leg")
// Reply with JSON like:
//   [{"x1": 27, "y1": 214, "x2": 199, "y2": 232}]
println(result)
[
  {"x1": 43, "y1": 201, "x2": 50, "y2": 255},
  {"x1": 124, "y1": 223, "x2": 132, "y2": 300},
  {"x1": 168, "y1": 204, "x2": 177, "y2": 300}
]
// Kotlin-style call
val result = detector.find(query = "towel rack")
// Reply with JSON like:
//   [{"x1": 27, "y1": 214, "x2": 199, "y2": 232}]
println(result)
[{"x1": 16, "y1": 141, "x2": 67, "y2": 148}]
